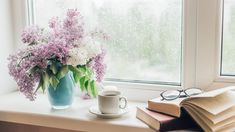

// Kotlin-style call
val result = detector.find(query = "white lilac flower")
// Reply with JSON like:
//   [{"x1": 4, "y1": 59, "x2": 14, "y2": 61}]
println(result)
[
  {"x1": 67, "y1": 47, "x2": 89, "y2": 66},
  {"x1": 83, "y1": 37, "x2": 102, "y2": 59}
]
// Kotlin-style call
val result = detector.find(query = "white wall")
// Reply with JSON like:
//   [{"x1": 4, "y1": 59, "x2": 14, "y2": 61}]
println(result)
[{"x1": 0, "y1": 0, "x2": 17, "y2": 94}]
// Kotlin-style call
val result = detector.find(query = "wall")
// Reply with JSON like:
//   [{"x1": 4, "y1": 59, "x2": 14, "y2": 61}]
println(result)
[{"x1": 0, "y1": 0, "x2": 17, "y2": 94}]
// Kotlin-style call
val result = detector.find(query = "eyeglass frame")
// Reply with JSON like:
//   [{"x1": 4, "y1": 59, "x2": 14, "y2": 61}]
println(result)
[{"x1": 160, "y1": 87, "x2": 203, "y2": 101}]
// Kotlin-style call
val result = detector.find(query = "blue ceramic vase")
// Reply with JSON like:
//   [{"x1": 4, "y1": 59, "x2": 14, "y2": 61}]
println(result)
[{"x1": 47, "y1": 72, "x2": 75, "y2": 109}]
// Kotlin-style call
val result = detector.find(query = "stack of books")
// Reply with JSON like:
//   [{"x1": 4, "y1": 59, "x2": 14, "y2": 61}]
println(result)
[{"x1": 136, "y1": 86, "x2": 235, "y2": 131}]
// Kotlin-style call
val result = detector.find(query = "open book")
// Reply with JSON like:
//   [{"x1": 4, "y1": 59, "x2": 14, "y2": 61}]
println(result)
[{"x1": 148, "y1": 86, "x2": 235, "y2": 132}]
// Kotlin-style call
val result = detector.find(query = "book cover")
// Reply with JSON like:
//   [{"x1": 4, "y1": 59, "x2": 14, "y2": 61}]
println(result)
[{"x1": 136, "y1": 106, "x2": 198, "y2": 131}]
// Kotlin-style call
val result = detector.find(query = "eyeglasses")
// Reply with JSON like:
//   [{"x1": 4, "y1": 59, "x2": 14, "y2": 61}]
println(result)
[{"x1": 160, "y1": 87, "x2": 203, "y2": 101}]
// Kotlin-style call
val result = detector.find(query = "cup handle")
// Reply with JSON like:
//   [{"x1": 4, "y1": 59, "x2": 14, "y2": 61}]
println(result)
[{"x1": 119, "y1": 97, "x2": 127, "y2": 109}]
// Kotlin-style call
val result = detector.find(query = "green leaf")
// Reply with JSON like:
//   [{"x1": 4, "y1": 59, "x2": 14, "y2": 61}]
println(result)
[
  {"x1": 79, "y1": 76, "x2": 86, "y2": 91},
  {"x1": 86, "y1": 67, "x2": 93, "y2": 77},
  {"x1": 73, "y1": 72, "x2": 80, "y2": 83},
  {"x1": 42, "y1": 72, "x2": 49, "y2": 93},
  {"x1": 34, "y1": 75, "x2": 43, "y2": 94},
  {"x1": 49, "y1": 75, "x2": 59, "y2": 90},
  {"x1": 84, "y1": 79, "x2": 89, "y2": 90},
  {"x1": 79, "y1": 66, "x2": 87, "y2": 73},
  {"x1": 85, "y1": 79, "x2": 90, "y2": 92},
  {"x1": 90, "y1": 80, "x2": 97, "y2": 97},
  {"x1": 69, "y1": 66, "x2": 81, "y2": 83},
  {"x1": 50, "y1": 62, "x2": 58, "y2": 75},
  {"x1": 29, "y1": 66, "x2": 38, "y2": 75},
  {"x1": 69, "y1": 65, "x2": 80, "y2": 74},
  {"x1": 56, "y1": 65, "x2": 69, "y2": 79}
]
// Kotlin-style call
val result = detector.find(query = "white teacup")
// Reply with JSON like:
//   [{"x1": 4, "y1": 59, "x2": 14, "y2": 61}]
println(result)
[{"x1": 98, "y1": 90, "x2": 127, "y2": 114}]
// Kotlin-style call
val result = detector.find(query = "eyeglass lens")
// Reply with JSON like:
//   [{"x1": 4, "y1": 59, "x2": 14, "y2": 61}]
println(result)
[
  {"x1": 184, "y1": 88, "x2": 203, "y2": 96},
  {"x1": 161, "y1": 90, "x2": 180, "y2": 100}
]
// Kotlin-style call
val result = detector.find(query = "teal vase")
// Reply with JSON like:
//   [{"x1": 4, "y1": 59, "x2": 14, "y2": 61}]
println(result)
[{"x1": 47, "y1": 72, "x2": 75, "y2": 109}]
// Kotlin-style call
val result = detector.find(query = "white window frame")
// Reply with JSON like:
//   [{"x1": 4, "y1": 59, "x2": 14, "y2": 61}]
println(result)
[
  {"x1": 10, "y1": 0, "x2": 27, "y2": 48},
  {"x1": 215, "y1": 0, "x2": 235, "y2": 83},
  {"x1": 196, "y1": 0, "x2": 235, "y2": 91},
  {"x1": 11, "y1": 0, "x2": 235, "y2": 101}
]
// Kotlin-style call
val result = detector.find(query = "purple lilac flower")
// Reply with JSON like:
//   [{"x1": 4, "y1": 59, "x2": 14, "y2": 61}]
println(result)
[
  {"x1": 21, "y1": 26, "x2": 43, "y2": 45},
  {"x1": 66, "y1": 9, "x2": 80, "y2": 18},
  {"x1": 31, "y1": 39, "x2": 70, "y2": 67},
  {"x1": 48, "y1": 17, "x2": 62, "y2": 40},
  {"x1": 8, "y1": 49, "x2": 40, "y2": 101},
  {"x1": 8, "y1": 41, "x2": 70, "y2": 101},
  {"x1": 91, "y1": 49, "x2": 106, "y2": 82},
  {"x1": 49, "y1": 17, "x2": 60, "y2": 29},
  {"x1": 45, "y1": 39, "x2": 70, "y2": 64},
  {"x1": 63, "y1": 9, "x2": 84, "y2": 45},
  {"x1": 48, "y1": 9, "x2": 84, "y2": 47}
]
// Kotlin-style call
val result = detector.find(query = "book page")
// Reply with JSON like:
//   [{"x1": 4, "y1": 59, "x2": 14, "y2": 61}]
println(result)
[
  {"x1": 183, "y1": 105, "x2": 211, "y2": 132},
  {"x1": 184, "y1": 91, "x2": 235, "y2": 115},
  {"x1": 217, "y1": 121, "x2": 235, "y2": 132},
  {"x1": 184, "y1": 103, "x2": 235, "y2": 130},
  {"x1": 184, "y1": 105, "x2": 235, "y2": 132},
  {"x1": 189, "y1": 104, "x2": 235, "y2": 124},
  {"x1": 182, "y1": 86, "x2": 235, "y2": 102}
]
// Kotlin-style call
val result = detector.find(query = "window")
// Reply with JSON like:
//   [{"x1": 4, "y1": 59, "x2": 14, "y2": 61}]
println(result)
[
  {"x1": 221, "y1": 0, "x2": 235, "y2": 76},
  {"x1": 19, "y1": 0, "x2": 235, "y2": 100},
  {"x1": 32, "y1": 0, "x2": 183, "y2": 86}
]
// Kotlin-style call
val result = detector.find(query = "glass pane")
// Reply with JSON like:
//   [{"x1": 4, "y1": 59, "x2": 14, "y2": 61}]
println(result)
[
  {"x1": 221, "y1": 0, "x2": 235, "y2": 75},
  {"x1": 33, "y1": 0, "x2": 182, "y2": 84}
]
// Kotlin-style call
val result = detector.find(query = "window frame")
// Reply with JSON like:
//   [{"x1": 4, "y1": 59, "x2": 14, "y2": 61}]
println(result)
[
  {"x1": 216, "y1": 0, "x2": 235, "y2": 81},
  {"x1": 15, "y1": 0, "x2": 235, "y2": 101},
  {"x1": 23, "y1": 0, "x2": 197, "y2": 101},
  {"x1": 196, "y1": 0, "x2": 235, "y2": 90}
]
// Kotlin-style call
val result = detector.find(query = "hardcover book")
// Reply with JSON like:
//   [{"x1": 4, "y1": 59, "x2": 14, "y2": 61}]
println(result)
[{"x1": 136, "y1": 106, "x2": 197, "y2": 131}]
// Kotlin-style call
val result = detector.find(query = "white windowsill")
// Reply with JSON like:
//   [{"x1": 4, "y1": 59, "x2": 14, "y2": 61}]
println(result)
[{"x1": 0, "y1": 92, "x2": 154, "y2": 132}]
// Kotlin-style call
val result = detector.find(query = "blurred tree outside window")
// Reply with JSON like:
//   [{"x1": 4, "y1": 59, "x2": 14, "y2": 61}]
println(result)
[{"x1": 34, "y1": 0, "x2": 182, "y2": 85}]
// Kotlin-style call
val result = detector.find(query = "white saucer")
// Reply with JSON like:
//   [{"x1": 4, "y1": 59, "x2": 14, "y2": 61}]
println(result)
[{"x1": 89, "y1": 106, "x2": 129, "y2": 119}]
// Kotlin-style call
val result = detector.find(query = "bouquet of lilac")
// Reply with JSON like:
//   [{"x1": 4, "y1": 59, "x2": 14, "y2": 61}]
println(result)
[{"x1": 8, "y1": 9, "x2": 106, "y2": 101}]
